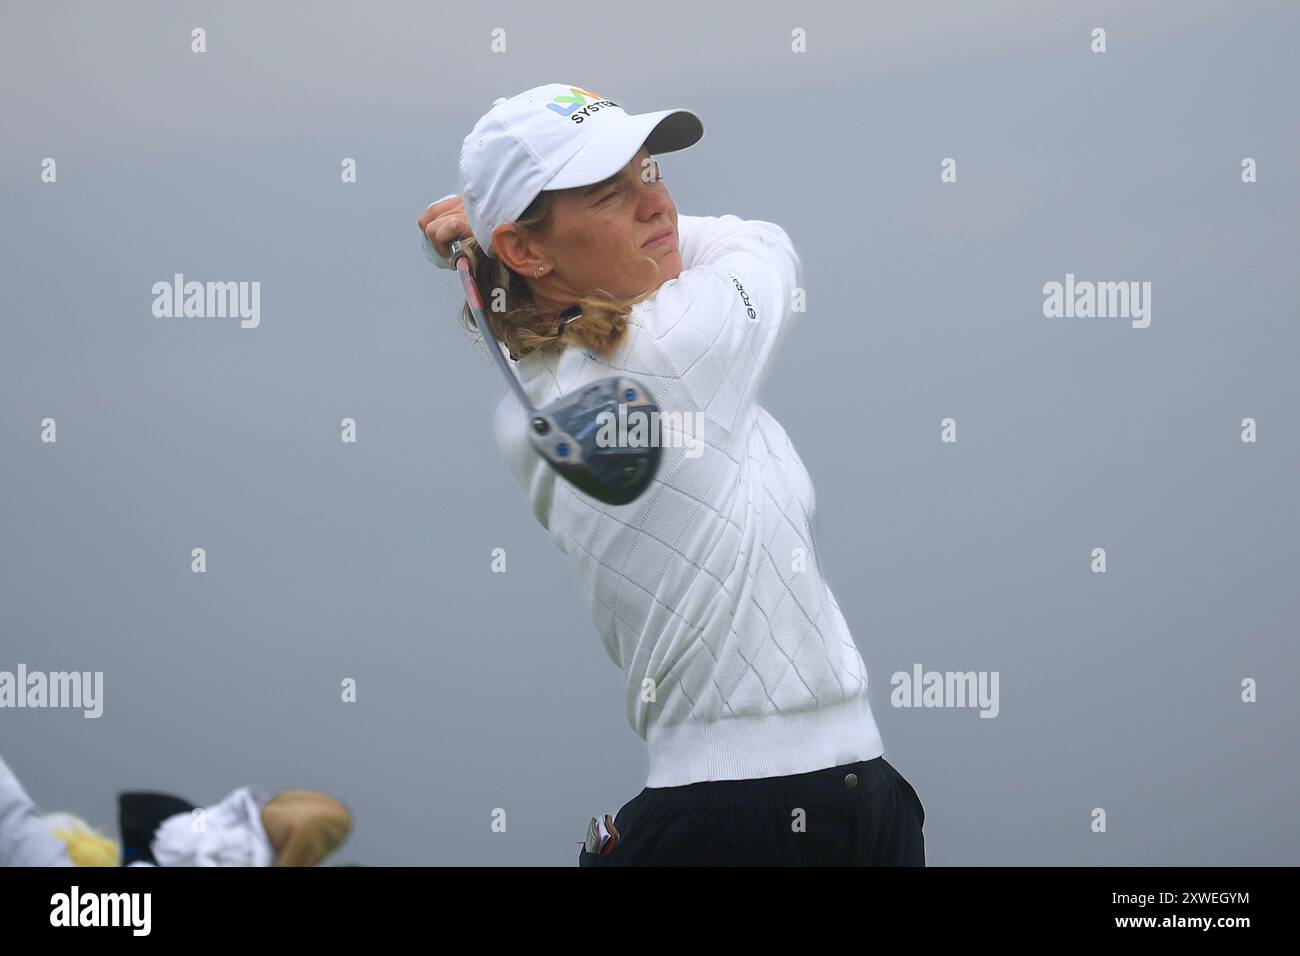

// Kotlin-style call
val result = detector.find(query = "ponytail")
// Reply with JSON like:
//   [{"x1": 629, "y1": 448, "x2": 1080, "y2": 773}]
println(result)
[{"x1": 456, "y1": 190, "x2": 658, "y2": 361}]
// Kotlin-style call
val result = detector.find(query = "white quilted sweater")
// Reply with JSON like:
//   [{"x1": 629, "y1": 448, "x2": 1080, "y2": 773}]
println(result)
[{"x1": 490, "y1": 214, "x2": 885, "y2": 786}]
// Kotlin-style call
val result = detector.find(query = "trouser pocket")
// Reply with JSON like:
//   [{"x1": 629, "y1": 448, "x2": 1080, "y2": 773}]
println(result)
[{"x1": 883, "y1": 760, "x2": 925, "y2": 828}]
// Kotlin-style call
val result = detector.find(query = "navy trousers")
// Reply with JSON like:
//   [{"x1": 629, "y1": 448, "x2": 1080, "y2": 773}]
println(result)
[{"x1": 578, "y1": 755, "x2": 925, "y2": 866}]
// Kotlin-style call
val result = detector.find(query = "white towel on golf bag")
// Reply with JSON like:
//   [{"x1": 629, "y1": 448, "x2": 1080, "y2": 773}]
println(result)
[
  {"x1": 151, "y1": 785, "x2": 273, "y2": 867},
  {"x1": 0, "y1": 753, "x2": 73, "y2": 866}
]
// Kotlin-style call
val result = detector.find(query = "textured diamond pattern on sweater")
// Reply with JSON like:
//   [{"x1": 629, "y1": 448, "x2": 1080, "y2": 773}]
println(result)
[{"x1": 491, "y1": 215, "x2": 883, "y2": 784}]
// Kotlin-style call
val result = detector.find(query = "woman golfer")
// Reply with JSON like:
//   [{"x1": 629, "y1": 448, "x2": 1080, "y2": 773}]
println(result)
[{"x1": 419, "y1": 83, "x2": 925, "y2": 866}]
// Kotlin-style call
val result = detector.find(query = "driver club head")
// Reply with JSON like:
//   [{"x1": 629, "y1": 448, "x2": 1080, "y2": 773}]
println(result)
[
  {"x1": 528, "y1": 376, "x2": 663, "y2": 506},
  {"x1": 447, "y1": 237, "x2": 661, "y2": 506}
]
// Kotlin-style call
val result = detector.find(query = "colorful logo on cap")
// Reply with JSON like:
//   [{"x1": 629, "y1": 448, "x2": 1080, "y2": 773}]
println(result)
[{"x1": 546, "y1": 87, "x2": 606, "y2": 118}]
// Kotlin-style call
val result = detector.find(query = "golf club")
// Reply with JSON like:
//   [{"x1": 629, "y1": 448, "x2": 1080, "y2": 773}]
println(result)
[{"x1": 448, "y1": 238, "x2": 663, "y2": 506}]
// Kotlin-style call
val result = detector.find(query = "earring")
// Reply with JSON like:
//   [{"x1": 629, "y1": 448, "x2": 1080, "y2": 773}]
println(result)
[{"x1": 535, "y1": 266, "x2": 545, "y2": 276}]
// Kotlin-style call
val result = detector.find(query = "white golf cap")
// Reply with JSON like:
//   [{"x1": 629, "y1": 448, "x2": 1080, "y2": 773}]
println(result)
[{"x1": 458, "y1": 83, "x2": 703, "y2": 257}]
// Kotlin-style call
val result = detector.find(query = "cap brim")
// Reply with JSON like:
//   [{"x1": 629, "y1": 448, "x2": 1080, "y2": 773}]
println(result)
[{"x1": 543, "y1": 108, "x2": 703, "y2": 192}]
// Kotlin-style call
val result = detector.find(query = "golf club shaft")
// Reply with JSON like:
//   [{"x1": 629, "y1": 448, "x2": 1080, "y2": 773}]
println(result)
[{"x1": 450, "y1": 239, "x2": 535, "y2": 413}]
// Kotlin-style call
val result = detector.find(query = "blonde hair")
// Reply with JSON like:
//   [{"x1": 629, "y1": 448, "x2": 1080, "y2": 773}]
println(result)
[
  {"x1": 457, "y1": 189, "x2": 660, "y2": 361},
  {"x1": 44, "y1": 813, "x2": 121, "y2": 867}
]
